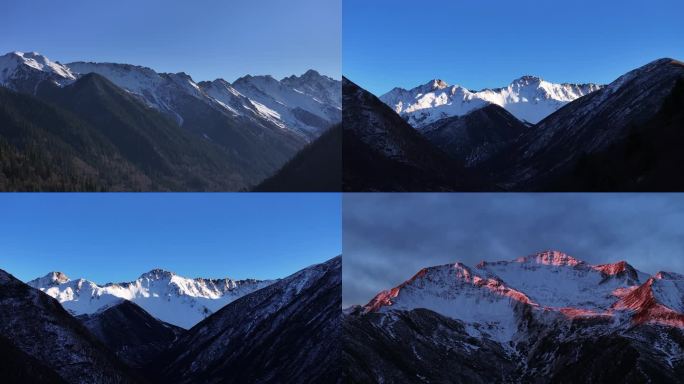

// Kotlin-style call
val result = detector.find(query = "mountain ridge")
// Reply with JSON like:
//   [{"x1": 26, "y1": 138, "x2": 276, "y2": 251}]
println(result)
[
  {"x1": 380, "y1": 74, "x2": 602, "y2": 126},
  {"x1": 28, "y1": 268, "x2": 274, "y2": 329}
]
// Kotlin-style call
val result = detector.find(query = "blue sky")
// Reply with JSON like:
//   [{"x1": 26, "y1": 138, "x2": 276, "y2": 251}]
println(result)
[
  {"x1": 343, "y1": 193, "x2": 684, "y2": 306},
  {"x1": 0, "y1": 193, "x2": 341, "y2": 283},
  {"x1": 2, "y1": 0, "x2": 341, "y2": 82},
  {"x1": 343, "y1": 0, "x2": 684, "y2": 95}
]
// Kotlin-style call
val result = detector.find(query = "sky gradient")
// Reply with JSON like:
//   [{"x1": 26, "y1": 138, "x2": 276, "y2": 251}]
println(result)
[
  {"x1": 343, "y1": 0, "x2": 684, "y2": 95},
  {"x1": 2, "y1": 0, "x2": 341, "y2": 82},
  {"x1": 343, "y1": 193, "x2": 684, "y2": 307},
  {"x1": 0, "y1": 193, "x2": 341, "y2": 283}
]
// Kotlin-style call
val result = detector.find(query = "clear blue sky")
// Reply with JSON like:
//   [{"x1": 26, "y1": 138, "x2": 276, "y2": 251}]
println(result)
[
  {"x1": 2, "y1": 0, "x2": 341, "y2": 82},
  {"x1": 0, "y1": 193, "x2": 341, "y2": 283},
  {"x1": 344, "y1": 0, "x2": 684, "y2": 95}
]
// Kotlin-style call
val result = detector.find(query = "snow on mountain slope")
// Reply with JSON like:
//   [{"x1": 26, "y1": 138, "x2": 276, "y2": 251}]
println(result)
[
  {"x1": 613, "y1": 271, "x2": 684, "y2": 327},
  {"x1": 0, "y1": 51, "x2": 340, "y2": 138},
  {"x1": 364, "y1": 262, "x2": 532, "y2": 342},
  {"x1": 67, "y1": 61, "x2": 340, "y2": 138},
  {"x1": 233, "y1": 72, "x2": 342, "y2": 136},
  {"x1": 66, "y1": 61, "x2": 216, "y2": 125},
  {"x1": 380, "y1": 76, "x2": 602, "y2": 127},
  {"x1": 28, "y1": 269, "x2": 273, "y2": 329},
  {"x1": 363, "y1": 250, "x2": 684, "y2": 340},
  {"x1": 0, "y1": 51, "x2": 76, "y2": 93},
  {"x1": 476, "y1": 250, "x2": 645, "y2": 311},
  {"x1": 281, "y1": 69, "x2": 342, "y2": 108}
]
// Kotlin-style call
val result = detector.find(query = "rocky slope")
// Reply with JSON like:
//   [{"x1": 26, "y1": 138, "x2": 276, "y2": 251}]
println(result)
[
  {"x1": 77, "y1": 300, "x2": 184, "y2": 368},
  {"x1": 154, "y1": 256, "x2": 341, "y2": 384},
  {"x1": 422, "y1": 104, "x2": 528, "y2": 167}
]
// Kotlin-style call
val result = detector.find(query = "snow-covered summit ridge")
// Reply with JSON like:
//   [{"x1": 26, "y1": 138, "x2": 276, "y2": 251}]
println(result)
[
  {"x1": 28, "y1": 271, "x2": 71, "y2": 287},
  {"x1": 0, "y1": 51, "x2": 76, "y2": 90},
  {"x1": 380, "y1": 75, "x2": 603, "y2": 127},
  {"x1": 363, "y1": 250, "x2": 684, "y2": 332},
  {"x1": 0, "y1": 51, "x2": 340, "y2": 139},
  {"x1": 0, "y1": 51, "x2": 76, "y2": 81},
  {"x1": 27, "y1": 268, "x2": 274, "y2": 329}
]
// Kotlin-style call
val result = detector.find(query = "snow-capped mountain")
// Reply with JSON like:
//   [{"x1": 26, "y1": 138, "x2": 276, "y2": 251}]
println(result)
[
  {"x1": 0, "y1": 51, "x2": 341, "y2": 139},
  {"x1": 380, "y1": 76, "x2": 602, "y2": 127},
  {"x1": 232, "y1": 71, "x2": 342, "y2": 136},
  {"x1": 363, "y1": 250, "x2": 682, "y2": 332},
  {"x1": 28, "y1": 269, "x2": 273, "y2": 329},
  {"x1": 0, "y1": 51, "x2": 76, "y2": 93},
  {"x1": 346, "y1": 250, "x2": 684, "y2": 383}
]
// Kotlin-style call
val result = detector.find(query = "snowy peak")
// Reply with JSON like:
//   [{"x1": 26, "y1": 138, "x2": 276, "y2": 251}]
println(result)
[
  {"x1": 232, "y1": 70, "x2": 342, "y2": 137},
  {"x1": 0, "y1": 51, "x2": 76, "y2": 81},
  {"x1": 422, "y1": 79, "x2": 449, "y2": 91},
  {"x1": 511, "y1": 75, "x2": 542, "y2": 86},
  {"x1": 515, "y1": 250, "x2": 584, "y2": 266},
  {"x1": 138, "y1": 268, "x2": 175, "y2": 281},
  {"x1": 27, "y1": 271, "x2": 71, "y2": 287},
  {"x1": 28, "y1": 269, "x2": 273, "y2": 328},
  {"x1": 592, "y1": 260, "x2": 640, "y2": 282},
  {"x1": 0, "y1": 51, "x2": 76, "y2": 92},
  {"x1": 380, "y1": 74, "x2": 603, "y2": 127}
]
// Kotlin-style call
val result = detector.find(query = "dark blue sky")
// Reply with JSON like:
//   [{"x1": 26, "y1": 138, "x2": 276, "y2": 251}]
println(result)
[
  {"x1": 2, "y1": 0, "x2": 341, "y2": 82},
  {"x1": 344, "y1": 0, "x2": 684, "y2": 95},
  {"x1": 343, "y1": 194, "x2": 684, "y2": 307},
  {"x1": 0, "y1": 194, "x2": 341, "y2": 283}
]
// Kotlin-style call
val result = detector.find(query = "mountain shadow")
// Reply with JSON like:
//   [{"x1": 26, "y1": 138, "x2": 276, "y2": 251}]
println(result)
[
  {"x1": 253, "y1": 124, "x2": 341, "y2": 191},
  {"x1": 342, "y1": 77, "x2": 480, "y2": 191},
  {"x1": 151, "y1": 256, "x2": 341, "y2": 384}
]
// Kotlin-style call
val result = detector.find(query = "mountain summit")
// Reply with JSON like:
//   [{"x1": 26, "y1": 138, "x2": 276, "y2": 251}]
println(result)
[
  {"x1": 380, "y1": 75, "x2": 602, "y2": 126},
  {"x1": 28, "y1": 270, "x2": 273, "y2": 328}
]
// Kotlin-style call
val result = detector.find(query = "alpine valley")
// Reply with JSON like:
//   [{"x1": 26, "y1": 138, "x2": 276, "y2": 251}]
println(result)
[
  {"x1": 343, "y1": 250, "x2": 684, "y2": 383},
  {"x1": 0, "y1": 51, "x2": 341, "y2": 191},
  {"x1": 0, "y1": 256, "x2": 341, "y2": 383},
  {"x1": 343, "y1": 58, "x2": 684, "y2": 191}
]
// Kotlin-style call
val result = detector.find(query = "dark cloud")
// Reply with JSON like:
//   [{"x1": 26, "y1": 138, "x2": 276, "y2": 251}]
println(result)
[{"x1": 342, "y1": 193, "x2": 684, "y2": 307}]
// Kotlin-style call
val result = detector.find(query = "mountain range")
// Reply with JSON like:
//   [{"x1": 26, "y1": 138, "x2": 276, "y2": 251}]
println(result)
[
  {"x1": 343, "y1": 250, "x2": 684, "y2": 383},
  {"x1": 28, "y1": 269, "x2": 273, "y2": 329},
  {"x1": 343, "y1": 58, "x2": 684, "y2": 191},
  {"x1": 0, "y1": 51, "x2": 341, "y2": 191},
  {"x1": 380, "y1": 76, "x2": 602, "y2": 126},
  {"x1": 0, "y1": 256, "x2": 341, "y2": 383}
]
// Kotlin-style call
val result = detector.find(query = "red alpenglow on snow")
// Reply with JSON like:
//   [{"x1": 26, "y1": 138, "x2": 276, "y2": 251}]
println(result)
[
  {"x1": 613, "y1": 273, "x2": 684, "y2": 328},
  {"x1": 363, "y1": 250, "x2": 684, "y2": 339}
]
